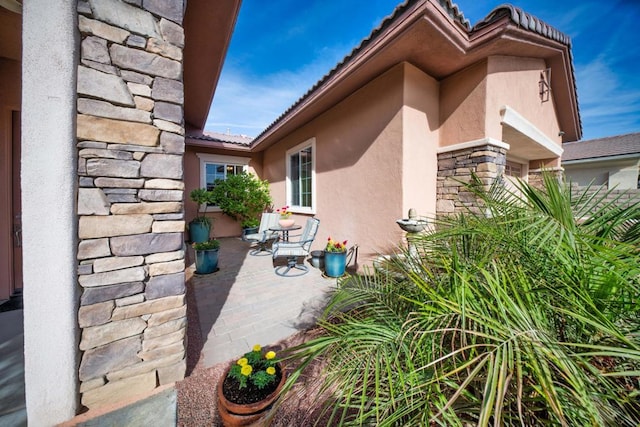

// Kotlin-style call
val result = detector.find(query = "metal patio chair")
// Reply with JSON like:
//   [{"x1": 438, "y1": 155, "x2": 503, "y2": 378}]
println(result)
[
  {"x1": 272, "y1": 217, "x2": 320, "y2": 276},
  {"x1": 242, "y1": 212, "x2": 280, "y2": 255}
]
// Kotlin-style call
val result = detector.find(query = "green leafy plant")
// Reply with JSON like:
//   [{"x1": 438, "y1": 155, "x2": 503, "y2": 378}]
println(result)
[
  {"x1": 191, "y1": 238, "x2": 220, "y2": 251},
  {"x1": 210, "y1": 173, "x2": 272, "y2": 228},
  {"x1": 228, "y1": 344, "x2": 278, "y2": 389},
  {"x1": 189, "y1": 188, "x2": 214, "y2": 227},
  {"x1": 241, "y1": 218, "x2": 260, "y2": 229},
  {"x1": 286, "y1": 172, "x2": 640, "y2": 426}
]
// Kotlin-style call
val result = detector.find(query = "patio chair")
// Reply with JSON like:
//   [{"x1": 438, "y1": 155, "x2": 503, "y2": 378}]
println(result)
[
  {"x1": 272, "y1": 217, "x2": 320, "y2": 276},
  {"x1": 242, "y1": 212, "x2": 280, "y2": 255}
]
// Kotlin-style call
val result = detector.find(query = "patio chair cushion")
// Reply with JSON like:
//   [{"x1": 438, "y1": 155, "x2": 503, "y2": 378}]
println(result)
[{"x1": 243, "y1": 212, "x2": 280, "y2": 244}]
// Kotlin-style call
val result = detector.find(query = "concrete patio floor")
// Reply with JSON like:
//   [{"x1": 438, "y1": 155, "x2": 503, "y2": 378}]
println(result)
[
  {"x1": 187, "y1": 237, "x2": 337, "y2": 368},
  {"x1": 0, "y1": 237, "x2": 336, "y2": 426}
]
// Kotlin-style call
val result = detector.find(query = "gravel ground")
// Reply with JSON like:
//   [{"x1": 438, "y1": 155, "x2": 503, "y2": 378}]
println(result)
[{"x1": 177, "y1": 282, "x2": 332, "y2": 426}]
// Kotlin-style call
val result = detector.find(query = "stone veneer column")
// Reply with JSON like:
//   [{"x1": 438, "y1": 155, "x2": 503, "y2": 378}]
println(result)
[
  {"x1": 75, "y1": 0, "x2": 188, "y2": 409},
  {"x1": 436, "y1": 139, "x2": 508, "y2": 217},
  {"x1": 528, "y1": 167, "x2": 563, "y2": 189}
]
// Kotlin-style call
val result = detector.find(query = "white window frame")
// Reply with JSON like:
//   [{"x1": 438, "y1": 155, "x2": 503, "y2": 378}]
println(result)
[
  {"x1": 286, "y1": 138, "x2": 316, "y2": 214},
  {"x1": 196, "y1": 153, "x2": 250, "y2": 212}
]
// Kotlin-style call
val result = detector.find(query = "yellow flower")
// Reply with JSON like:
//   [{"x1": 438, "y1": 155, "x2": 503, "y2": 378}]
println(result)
[
  {"x1": 252, "y1": 344, "x2": 262, "y2": 352},
  {"x1": 266, "y1": 366, "x2": 276, "y2": 375},
  {"x1": 241, "y1": 364, "x2": 253, "y2": 376},
  {"x1": 265, "y1": 351, "x2": 276, "y2": 360},
  {"x1": 237, "y1": 357, "x2": 248, "y2": 366}
]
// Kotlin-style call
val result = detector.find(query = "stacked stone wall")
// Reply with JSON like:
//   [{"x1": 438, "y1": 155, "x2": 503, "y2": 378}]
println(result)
[
  {"x1": 75, "y1": 0, "x2": 187, "y2": 409},
  {"x1": 570, "y1": 185, "x2": 640, "y2": 211},
  {"x1": 436, "y1": 143, "x2": 507, "y2": 216}
]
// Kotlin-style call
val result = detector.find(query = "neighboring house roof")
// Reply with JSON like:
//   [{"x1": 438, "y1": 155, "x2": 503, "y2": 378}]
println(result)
[
  {"x1": 562, "y1": 132, "x2": 640, "y2": 163},
  {"x1": 249, "y1": 0, "x2": 581, "y2": 149},
  {"x1": 187, "y1": 130, "x2": 254, "y2": 150}
]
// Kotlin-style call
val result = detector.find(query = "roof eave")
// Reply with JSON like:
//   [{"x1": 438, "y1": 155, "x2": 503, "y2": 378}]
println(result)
[
  {"x1": 183, "y1": 0, "x2": 242, "y2": 130},
  {"x1": 250, "y1": 0, "x2": 582, "y2": 150}
]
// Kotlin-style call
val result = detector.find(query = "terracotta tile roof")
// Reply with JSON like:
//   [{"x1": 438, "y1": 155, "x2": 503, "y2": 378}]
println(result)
[
  {"x1": 253, "y1": 0, "x2": 578, "y2": 143},
  {"x1": 187, "y1": 131, "x2": 253, "y2": 146},
  {"x1": 471, "y1": 4, "x2": 570, "y2": 45},
  {"x1": 562, "y1": 132, "x2": 640, "y2": 162},
  {"x1": 254, "y1": 0, "x2": 470, "y2": 141}
]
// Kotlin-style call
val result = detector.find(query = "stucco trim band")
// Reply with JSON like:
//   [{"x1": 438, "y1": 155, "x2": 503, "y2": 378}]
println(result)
[
  {"x1": 500, "y1": 105, "x2": 563, "y2": 157},
  {"x1": 437, "y1": 137, "x2": 510, "y2": 154}
]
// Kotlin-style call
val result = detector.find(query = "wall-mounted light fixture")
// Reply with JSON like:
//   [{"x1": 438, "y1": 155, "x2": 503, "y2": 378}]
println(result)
[{"x1": 539, "y1": 68, "x2": 551, "y2": 102}]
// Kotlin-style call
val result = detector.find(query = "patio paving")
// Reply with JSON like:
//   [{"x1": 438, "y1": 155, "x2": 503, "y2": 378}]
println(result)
[{"x1": 187, "y1": 237, "x2": 337, "y2": 368}]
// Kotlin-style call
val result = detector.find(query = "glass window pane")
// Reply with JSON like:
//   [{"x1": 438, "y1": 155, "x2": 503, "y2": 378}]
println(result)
[{"x1": 288, "y1": 146, "x2": 312, "y2": 209}]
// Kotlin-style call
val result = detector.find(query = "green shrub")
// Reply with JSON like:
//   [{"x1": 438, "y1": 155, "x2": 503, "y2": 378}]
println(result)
[
  {"x1": 210, "y1": 173, "x2": 272, "y2": 228},
  {"x1": 286, "y1": 173, "x2": 640, "y2": 426}
]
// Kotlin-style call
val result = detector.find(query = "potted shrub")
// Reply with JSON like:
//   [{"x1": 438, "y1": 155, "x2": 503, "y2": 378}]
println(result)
[
  {"x1": 217, "y1": 344, "x2": 286, "y2": 426},
  {"x1": 210, "y1": 173, "x2": 272, "y2": 236},
  {"x1": 324, "y1": 236, "x2": 348, "y2": 277},
  {"x1": 189, "y1": 188, "x2": 214, "y2": 243},
  {"x1": 192, "y1": 238, "x2": 220, "y2": 274}
]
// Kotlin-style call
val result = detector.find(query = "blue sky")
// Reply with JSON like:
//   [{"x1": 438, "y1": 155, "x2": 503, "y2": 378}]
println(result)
[{"x1": 205, "y1": 0, "x2": 640, "y2": 141}]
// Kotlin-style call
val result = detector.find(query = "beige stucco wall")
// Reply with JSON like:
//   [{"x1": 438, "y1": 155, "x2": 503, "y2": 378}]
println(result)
[
  {"x1": 440, "y1": 60, "x2": 488, "y2": 146},
  {"x1": 485, "y1": 56, "x2": 561, "y2": 145},
  {"x1": 486, "y1": 56, "x2": 562, "y2": 168},
  {"x1": 263, "y1": 64, "x2": 412, "y2": 265},
  {"x1": 440, "y1": 56, "x2": 563, "y2": 170},
  {"x1": 401, "y1": 63, "x2": 439, "y2": 220}
]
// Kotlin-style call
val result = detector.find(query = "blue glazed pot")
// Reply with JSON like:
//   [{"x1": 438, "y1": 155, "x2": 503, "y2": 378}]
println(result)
[
  {"x1": 195, "y1": 248, "x2": 219, "y2": 274},
  {"x1": 324, "y1": 251, "x2": 347, "y2": 277},
  {"x1": 189, "y1": 221, "x2": 210, "y2": 243}
]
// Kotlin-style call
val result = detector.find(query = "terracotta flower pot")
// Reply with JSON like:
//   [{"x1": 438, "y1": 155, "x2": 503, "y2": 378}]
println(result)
[
  {"x1": 278, "y1": 218, "x2": 295, "y2": 228},
  {"x1": 217, "y1": 363, "x2": 286, "y2": 427}
]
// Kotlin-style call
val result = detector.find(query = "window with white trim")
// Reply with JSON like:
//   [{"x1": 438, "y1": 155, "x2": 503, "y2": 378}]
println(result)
[
  {"x1": 196, "y1": 153, "x2": 250, "y2": 207},
  {"x1": 286, "y1": 138, "x2": 316, "y2": 214}
]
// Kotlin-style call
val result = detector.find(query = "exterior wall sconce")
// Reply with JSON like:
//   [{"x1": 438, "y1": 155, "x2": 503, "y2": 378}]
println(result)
[{"x1": 539, "y1": 68, "x2": 551, "y2": 102}]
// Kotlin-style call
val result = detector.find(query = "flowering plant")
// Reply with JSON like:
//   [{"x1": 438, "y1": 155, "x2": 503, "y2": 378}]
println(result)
[
  {"x1": 325, "y1": 237, "x2": 348, "y2": 253},
  {"x1": 276, "y1": 206, "x2": 292, "y2": 219},
  {"x1": 192, "y1": 238, "x2": 220, "y2": 251},
  {"x1": 228, "y1": 344, "x2": 278, "y2": 390}
]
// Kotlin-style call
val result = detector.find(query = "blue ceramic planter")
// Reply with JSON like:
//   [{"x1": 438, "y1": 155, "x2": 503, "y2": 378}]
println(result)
[
  {"x1": 195, "y1": 248, "x2": 219, "y2": 274},
  {"x1": 324, "y1": 251, "x2": 347, "y2": 277},
  {"x1": 189, "y1": 221, "x2": 210, "y2": 243}
]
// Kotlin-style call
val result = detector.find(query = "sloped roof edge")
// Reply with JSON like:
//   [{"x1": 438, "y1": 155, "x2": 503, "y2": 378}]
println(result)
[
  {"x1": 252, "y1": 0, "x2": 470, "y2": 143},
  {"x1": 249, "y1": 0, "x2": 580, "y2": 147}
]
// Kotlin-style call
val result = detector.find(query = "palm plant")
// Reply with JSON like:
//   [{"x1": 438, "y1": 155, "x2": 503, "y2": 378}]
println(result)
[{"x1": 284, "y1": 172, "x2": 640, "y2": 426}]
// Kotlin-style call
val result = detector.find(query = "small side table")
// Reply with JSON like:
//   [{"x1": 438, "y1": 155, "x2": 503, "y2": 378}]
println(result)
[{"x1": 268, "y1": 224, "x2": 302, "y2": 242}]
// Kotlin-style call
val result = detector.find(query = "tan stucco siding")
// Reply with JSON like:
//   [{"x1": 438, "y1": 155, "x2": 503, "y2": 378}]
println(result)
[
  {"x1": 485, "y1": 56, "x2": 562, "y2": 152},
  {"x1": 439, "y1": 60, "x2": 488, "y2": 146},
  {"x1": 402, "y1": 63, "x2": 439, "y2": 219},
  {"x1": 264, "y1": 64, "x2": 408, "y2": 264}
]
